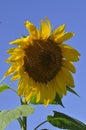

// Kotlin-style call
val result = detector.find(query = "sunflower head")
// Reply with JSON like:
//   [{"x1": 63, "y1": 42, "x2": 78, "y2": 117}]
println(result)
[{"x1": 5, "y1": 17, "x2": 80, "y2": 106}]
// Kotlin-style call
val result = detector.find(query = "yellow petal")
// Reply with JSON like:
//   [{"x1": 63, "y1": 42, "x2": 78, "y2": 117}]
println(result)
[
  {"x1": 60, "y1": 44, "x2": 80, "y2": 61},
  {"x1": 53, "y1": 24, "x2": 66, "y2": 35},
  {"x1": 48, "y1": 85, "x2": 56, "y2": 103},
  {"x1": 10, "y1": 36, "x2": 30, "y2": 47},
  {"x1": 18, "y1": 80, "x2": 24, "y2": 96},
  {"x1": 36, "y1": 85, "x2": 41, "y2": 103},
  {"x1": 61, "y1": 67, "x2": 74, "y2": 87},
  {"x1": 4, "y1": 63, "x2": 17, "y2": 76},
  {"x1": 10, "y1": 38, "x2": 24, "y2": 45},
  {"x1": 18, "y1": 72, "x2": 29, "y2": 95},
  {"x1": 48, "y1": 79, "x2": 58, "y2": 100},
  {"x1": 40, "y1": 18, "x2": 51, "y2": 38},
  {"x1": 7, "y1": 48, "x2": 16, "y2": 54},
  {"x1": 45, "y1": 17, "x2": 51, "y2": 31},
  {"x1": 5, "y1": 55, "x2": 23, "y2": 62},
  {"x1": 44, "y1": 99, "x2": 50, "y2": 106},
  {"x1": 36, "y1": 83, "x2": 45, "y2": 103},
  {"x1": 11, "y1": 73, "x2": 20, "y2": 81},
  {"x1": 25, "y1": 91, "x2": 34, "y2": 102},
  {"x1": 56, "y1": 74, "x2": 67, "y2": 95},
  {"x1": 6, "y1": 49, "x2": 24, "y2": 63},
  {"x1": 50, "y1": 24, "x2": 65, "y2": 40},
  {"x1": 56, "y1": 32, "x2": 74, "y2": 43},
  {"x1": 7, "y1": 48, "x2": 24, "y2": 55},
  {"x1": 62, "y1": 60, "x2": 76, "y2": 73},
  {"x1": 36, "y1": 83, "x2": 52, "y2": 105},
  {"x1": 24, "y1": 21, "x2": 39, "y2": 39},
  {"x1": 50, "y1": 78, "x2": 63, "y2": 98},
  {"x1": 40, "y1": 84, "x2": 48, "y2": 102}
]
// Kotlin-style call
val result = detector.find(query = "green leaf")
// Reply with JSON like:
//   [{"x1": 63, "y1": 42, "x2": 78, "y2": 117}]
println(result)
[
  {"x1": 47, "y1": 111, "x2": 86, "y2": 130},
  {"x1": 0, "y1": 105, "x2": 34, "y2": 130},
  {"x1": 0, "y1": 84, "x2": 17, "y2": 93},
  {"x1": 67, "y1": 86, "x2": 79, "y2": 97},
  {"x1": 0, "y1": 84, "x2": 10, "y2": 92}
]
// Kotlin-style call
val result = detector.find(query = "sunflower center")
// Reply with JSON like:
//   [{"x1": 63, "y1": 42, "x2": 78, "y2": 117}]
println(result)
[
  {"x1": 24, "y1": 39, "x2": 62, "y2": 83},
  {"x1": 41, "y1": 52, "x2": 52, "y2": 66}
]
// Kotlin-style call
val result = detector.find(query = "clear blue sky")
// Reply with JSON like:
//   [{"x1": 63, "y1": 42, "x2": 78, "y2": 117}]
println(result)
[{"x1": 0, "y1": 0, "x2": 86, "y2": 130}]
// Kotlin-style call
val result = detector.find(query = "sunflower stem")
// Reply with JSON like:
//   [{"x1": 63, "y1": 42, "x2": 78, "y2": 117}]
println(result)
[
  {"x1": 9, "y1": 86, "x2": 17, "y2": 93},
  {"x1": 0, "y1": 76, "x2": 6, "y2": 83},
  {"x1": 22, "y1": 116, "x2": 27, "y2": 130},
  {"x1": 34, "y1": 120, "x2": 48, "y2": 130},
  {"x1": 17, "y1": 117, "x2": 23, "y2": 129},
  {"x1": 20, "y1": 96, "x2": 27, "y2": 130}
]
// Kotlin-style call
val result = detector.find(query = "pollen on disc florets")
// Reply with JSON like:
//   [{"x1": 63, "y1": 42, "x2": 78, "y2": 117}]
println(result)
[{"x1": 24, "y1": 39, "x2": 62, "y2": 83}]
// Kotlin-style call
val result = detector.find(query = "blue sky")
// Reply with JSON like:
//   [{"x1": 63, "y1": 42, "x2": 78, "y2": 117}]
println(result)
[{"x1": 0, "y1": 0, "x2": 86, "y2": 130}]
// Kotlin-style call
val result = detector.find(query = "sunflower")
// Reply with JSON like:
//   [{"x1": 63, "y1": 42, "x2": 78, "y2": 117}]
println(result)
[{"x1": 5, "y1": 17, "x2": 80, "y2": 106}]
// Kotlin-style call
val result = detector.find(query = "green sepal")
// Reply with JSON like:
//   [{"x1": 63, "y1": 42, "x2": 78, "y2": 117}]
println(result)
[
  {"x1": 30, "y1": 93, "x2": 64, "y2": 106},
  {"x1": 52, "y1": 93, "x2": 64, "y2": 107},
  {"x1": 22, "y1": 35, "x2": 27, "y2": 38},
  {"x1": 47, "y1": 111, "x2": 86, "y2": 130},
  {"x1": 30, "y1": 95, "x2": 37, "y2": 104},
  {"x1": 67, "y1": 86, "x2": 79, "y2": 97}
]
